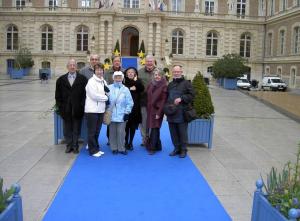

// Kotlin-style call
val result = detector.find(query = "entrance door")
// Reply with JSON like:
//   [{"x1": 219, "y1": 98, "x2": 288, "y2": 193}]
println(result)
[
  {"x1": 7, "y1": 59, "x2": 15, "y2": 75},
  {"x1": 121, "y1": 27, "x2": 139, "y2": 56}
]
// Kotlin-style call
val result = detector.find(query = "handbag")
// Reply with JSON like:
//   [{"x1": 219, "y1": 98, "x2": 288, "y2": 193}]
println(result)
[
  {"x1": 184, "y1": 106, "x2": 197, "y2": 123},
  {"x1": 163, "y1": 102, "x2": 178, "y2": 116},
  {"x1": 103, "y1": 109, "x2": 112, "y2": 125},
  {"x1": 102, "y1": 87, "x2": 123, "y2": 125}
]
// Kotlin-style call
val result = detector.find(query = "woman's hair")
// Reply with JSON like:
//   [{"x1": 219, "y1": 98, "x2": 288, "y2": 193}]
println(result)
[
  {"x1": 124, "y1": 67, "x2": 138, "y2": 77},
  {"x1": 93, "y1": 63, "x2": 104, "y2": 73}
]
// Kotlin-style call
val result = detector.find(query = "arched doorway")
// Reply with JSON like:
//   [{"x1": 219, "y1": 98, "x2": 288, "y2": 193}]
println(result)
[{"x1": 121, "y1": 27, "x2": 139, "y2": 56}]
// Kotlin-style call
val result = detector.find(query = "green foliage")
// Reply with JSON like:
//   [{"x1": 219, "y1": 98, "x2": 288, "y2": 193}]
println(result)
[
  {"x1": 212, "y1": 54, "x2": 247, "y2": 79},
  {"x1": 192, "y1": 72, "x2": 214, "y2": 119},
  {"x1": 262, "y1": 143, "x2": 300, "y2": 219},
  {"x1": 138, "y1": 40, "x2": 146, "y2": 53},
  {"x1": 14, "y1": 47, "x2": 34, "y2": 69},
  {"x1": 0, "y1": 177, "x2": 15, "y2": 213},
  {"x1": 104, "y1": 58, "x2": 111, "y2": 64},
  {"x1": 114, "y1": 40, "x2": 120, "y2": 52}
]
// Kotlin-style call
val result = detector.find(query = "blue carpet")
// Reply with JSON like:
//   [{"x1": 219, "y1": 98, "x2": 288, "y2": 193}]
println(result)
[{"x1": 43, "y1": 122, "x2": 231, "y2": 221}]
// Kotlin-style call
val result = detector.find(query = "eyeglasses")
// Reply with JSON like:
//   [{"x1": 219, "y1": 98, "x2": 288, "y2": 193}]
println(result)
[{"x1": 91, "y1": 58, "x2": 99, "y2": 61}]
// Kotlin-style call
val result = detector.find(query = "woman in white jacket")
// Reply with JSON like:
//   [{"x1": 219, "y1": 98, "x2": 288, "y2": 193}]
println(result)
[{"x1": 85, "y1": 63, "x2": 109, "y2": 157}]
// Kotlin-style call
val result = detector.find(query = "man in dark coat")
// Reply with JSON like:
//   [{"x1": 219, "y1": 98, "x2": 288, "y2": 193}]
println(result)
[
  {"x1": 166, "y1": 65, "x2": 195, "y2": 158},
  {"x1": 55, "y1": 59, "x2": 88, "y2": 154}
]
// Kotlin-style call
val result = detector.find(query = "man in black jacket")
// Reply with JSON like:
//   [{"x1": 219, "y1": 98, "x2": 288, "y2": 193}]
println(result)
[
  {"x1": 166, "y1": 65, "x2": 195, "y2": 158},
  {"x1": 55, "y1": 59, "x2": 88, "y2": 154}
]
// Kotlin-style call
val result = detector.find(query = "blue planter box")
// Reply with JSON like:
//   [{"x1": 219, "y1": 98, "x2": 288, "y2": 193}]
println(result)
[
  {"x1": 23, "y1": 68, "x2": 31, "y2": 76},
  {"x1": 0, "y1": 184, "x2": 23, "y2": 221},
  {"x1": 187, "y1": 115, "x2": 214, "y2": 149},
  {"x1": 54, "y1": 112, "x2": 87, "y2": 145},
  {"x1": 217, "y1": 78, "x2": 224, "y2": 87},
  {"x1": 251, "y1": 180, "x2": 299, "y2": 221},
  {"x1": 10, "y1": 69, "x2": 24, "y2": 79},
  {"x1": 223, "y1": 78, "x2": 237, "y2": 90}
]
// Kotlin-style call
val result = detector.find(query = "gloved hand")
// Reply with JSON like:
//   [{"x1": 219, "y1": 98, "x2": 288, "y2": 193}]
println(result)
[
  {"x1": 123, "y1": 114, "x2": 129, "y2": 121},
  {"x1": 104, "y1": 85, "x2": 110, "y2": 93}
]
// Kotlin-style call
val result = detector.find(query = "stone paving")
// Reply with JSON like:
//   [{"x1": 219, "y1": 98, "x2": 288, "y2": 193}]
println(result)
[{"x1": 1, "y1": 77, "x2": 300, "y2": 221}]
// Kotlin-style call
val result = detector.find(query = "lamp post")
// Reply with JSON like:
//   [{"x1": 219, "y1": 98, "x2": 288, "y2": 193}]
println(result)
[{"x1": 91, "y1": 35, "x2": 95, "y2": 54}]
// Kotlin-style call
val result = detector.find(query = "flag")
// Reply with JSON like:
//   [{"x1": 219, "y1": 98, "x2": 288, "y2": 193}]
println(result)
[
  {"x1": 98, "y1": 0, "x2": 103, "y2": 8},
  {"x1": 149, "y1": 0, "x2": 155, "y2": 10}
]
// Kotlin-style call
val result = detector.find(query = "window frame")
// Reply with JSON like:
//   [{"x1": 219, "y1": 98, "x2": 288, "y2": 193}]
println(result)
[
  {"x1": 294, "y1": 26, "x2": 300, "y2": 54},
  {"x1": 6, "y1": 25, "x2": 18, "y2": 51},
  {"x1": 76, "y1": 26, "x2": 89, "y2": 52},
  {"x1": 206, "y1": 31, "x2": 218, "y2": 56},
  {"x1": 41, "y1": 25, "x2": 53, "y2": 51},
  {"x1": 240, "y1": 33, "x2": 251, "y2": 58},
  {"x1": 171, "y1": 29, "x2": 184, "y2": 55},
  {"x1": 279, "y1": 29, "x2": 285, "y2": 55},
  {"x1": 205, "y1": 0, "x2": 215, "y2": 15},
  {"x1": 124, "y1": 0, "x2": 139, "y2": 8},
  {"x1": 237, "y1": 0, "x2": 246, "y2": 18}
]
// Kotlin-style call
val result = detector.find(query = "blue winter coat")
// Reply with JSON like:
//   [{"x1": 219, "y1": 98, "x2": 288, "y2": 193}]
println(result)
[{"x1": 108, "y1": 83, "x2": 133, "y2": 122}]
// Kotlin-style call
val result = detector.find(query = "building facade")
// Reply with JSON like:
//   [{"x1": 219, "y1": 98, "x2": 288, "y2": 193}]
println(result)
[{"x1": 0, "y1": 0, "x2": 299, "y2": 87}]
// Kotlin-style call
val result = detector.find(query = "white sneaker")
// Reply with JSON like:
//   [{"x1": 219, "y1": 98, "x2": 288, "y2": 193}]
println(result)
[
  {"x1": 99, "y1": 151, "x2": 104, "y2": 155},
  {"x1": 92, "y1": 151, "x2": 102, "y2": 157},
  {"x1": 85, "y1": 144, "x2": 89, "y2": 150}
]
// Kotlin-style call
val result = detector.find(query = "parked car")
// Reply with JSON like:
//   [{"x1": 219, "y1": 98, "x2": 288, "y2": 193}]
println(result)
[
  {"x1": 237, "y1": 78, "x2": 251, "y2": 90},
  {"x1": 261, "y1": 76, "x2": 287, "y2": 91}
]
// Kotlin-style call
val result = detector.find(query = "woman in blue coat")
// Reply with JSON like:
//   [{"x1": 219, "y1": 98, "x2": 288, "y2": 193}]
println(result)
[{"x1": 108, "y1": 71, "x2": 133, "y2": 155}]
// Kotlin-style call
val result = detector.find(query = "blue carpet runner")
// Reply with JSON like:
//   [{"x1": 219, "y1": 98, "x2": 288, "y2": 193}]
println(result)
[{"x1": 43, "y1": 122, "x2": 231, "y2": 221}]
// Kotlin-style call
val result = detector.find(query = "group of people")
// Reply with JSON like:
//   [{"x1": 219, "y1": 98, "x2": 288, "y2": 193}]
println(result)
[{"x1": 55, "y1": 54, "x2": 195, "y2": 158}]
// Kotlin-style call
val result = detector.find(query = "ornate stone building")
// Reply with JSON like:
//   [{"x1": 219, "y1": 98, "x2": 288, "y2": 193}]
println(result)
[{"x1": 0, "y1": 0, "x2": 299, "y2": 87}]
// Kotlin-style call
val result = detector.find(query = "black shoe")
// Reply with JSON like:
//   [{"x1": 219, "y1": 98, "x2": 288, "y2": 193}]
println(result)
[
  {"x1": 179, "y1": 150, "x2": 187, "y2": 158},
  {"x1": 107, "y1": 142, "x2": 110, "y2": 146},
  {"x1": 65, "y1": 146, "x2": 73, "y2": 153},
  {"x1": 148, "y1": 150, "x2": 155, "y2": 155},
  {"x1": 127, "y1": 143, "x2": 133, "y2": 151},
  {"x1": 119, "y1": 150, "x2": 127, "y2": 155},
  {"x1": 112, "y1": 150, "x2": 118, "y2": 155},
  {"x1": 73, "y1": 147, "x2": 79, "y2": 154},
  {"x1": 169, "y1": 150, "x2": 180, "y2": 156}
]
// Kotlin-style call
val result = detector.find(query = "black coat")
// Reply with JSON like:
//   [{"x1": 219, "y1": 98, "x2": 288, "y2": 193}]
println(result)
[
  {"x1": 166, "y1": 77, "x2": 195, "y2": 123},
  {"x1": 55, "y1": 72, "x2": 88, "y2": 120},
  {"x1": 124, "y1": 77, "x2": 144, "y2": 128}
]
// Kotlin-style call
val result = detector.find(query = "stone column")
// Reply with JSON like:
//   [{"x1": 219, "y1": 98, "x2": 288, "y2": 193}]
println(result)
[
  {"x1": 155, "y1": 22, "x2": 161, "y2": 57},
  {"x1": 148, "y1": 22, "x2": 153, "y2": 55},
  {"x1": 99, "y1": 20, "x2": 105, "y2": 55}
]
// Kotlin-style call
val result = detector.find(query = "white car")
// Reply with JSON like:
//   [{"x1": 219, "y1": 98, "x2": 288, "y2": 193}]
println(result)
[
  {"x1": 261, "y1": 76, "x2": 287, "y2": 91},
  {"x1": 237, "y1": 79, "x2": 251, "y2": 90}
]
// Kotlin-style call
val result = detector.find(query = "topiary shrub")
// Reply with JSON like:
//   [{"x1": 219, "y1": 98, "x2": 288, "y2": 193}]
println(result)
[
  {"x1": 192, "y1": 71, "x2": 214, "y2": 119},
  {"x1": 212, "y1": 53, "x2": 247, "y2": 79},
  {"x1": 114, "y1": 40, "x2": 120, "y2": 53},
  {"x1": 138, "y1": 40, "x2": 146, "y2": 53},
  {"x1": 14, "y1": 47, "x2": 34, "y2": 69}
]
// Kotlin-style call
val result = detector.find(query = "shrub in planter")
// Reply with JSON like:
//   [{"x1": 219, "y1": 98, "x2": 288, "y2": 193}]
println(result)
[
  {"x1": 212, "y1": 53, "x2": 247, "y2": 79},
  {"x1": 259, "y1": 143, "x2": 300, "y2": 219},
  {"x1": 0, "y1": 177, "x2": 14, "y2": 213},
  {"x1": 14, "y1": 47, "x2": 34, "y2": 70},
  {"x1": 192, "y1": 72, "x2": 214, "y2": 119},
  {"x1": 188, "y1": 72, "x2": 215, "y2": 148}
]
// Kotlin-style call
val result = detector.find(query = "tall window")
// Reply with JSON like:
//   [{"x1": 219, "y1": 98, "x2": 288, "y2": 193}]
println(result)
[
  {"x1": 81, "y1": 0, "x2": 91, "y2": 8},
  {"x1": 76, "y1": 26, "x2": 89, "y2": 51},
  {"x1": 172, "y1": 0, "x2": 182, "y2": 12},
  {"x1": 124, "y1": 0, "x2": 139, "y2": 8},
  {"x1": 49, "y1": 0, "x2": 58, "y2": 10},
  {"x1": 258, "y1": 0, "x2": 265, "y2": 16},
  {"x1": 207, "y1": 66, "x2": 213, "y2": 75},
  {"x1": 279, "y1": 30, "x2": 285, "y2": 55},
  {"x1": 7, "y1": 25, "x2": 18, "y2": 50},
  {"x1": 16, "y1": 0, "x2": 25, "y2": 9},
  {"x1": 240, "y1": 33, "x2": 251, "y2": 57},
  {"x1": 298, "y1": 0, "x2": 300, "y2": 6},
  {"x1": 267, "y1": 33, "x2": 272, "y2": 56},
  {"x1": 294, "y1": 27, "x2": 300, "y2": 54},
  {"x1": 206, "y1": 31, "x2": 218, "y2": 56},
  {"x1": 205, "y1": 0, "x2": 214, "y2": 15},
  {"x1": 41, "y1": 25, "x2": 53, "y2": 51},
  {"x1": 282, "y1": 0, "x2": 287, "y2": 11},
  {"x1": 172, "y1": 30, "x2": 183, "y2": 55},
  {"x1": 270, "y1": 0, "x2": 274, "y2": 16},
  {"x1": 237, "y1": 0, "x2": 246, "y2": 18}
]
